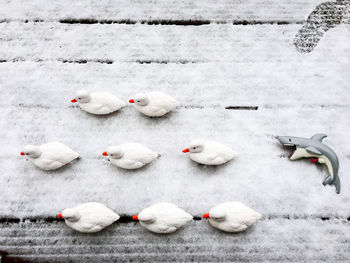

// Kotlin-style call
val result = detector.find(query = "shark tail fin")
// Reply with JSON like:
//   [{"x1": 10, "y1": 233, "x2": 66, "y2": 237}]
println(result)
[
  {"x1": 332, "y1": 175, "x2": 341, "y2": 194},
  {"x1": 323, "y1": 175, "x2": 341, "y2": 194}
]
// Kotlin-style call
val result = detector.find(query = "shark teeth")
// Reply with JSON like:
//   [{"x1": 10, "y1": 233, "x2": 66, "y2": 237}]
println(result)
[{"x1": 289, "y1": 146, "x2": 296, "y2": 158}]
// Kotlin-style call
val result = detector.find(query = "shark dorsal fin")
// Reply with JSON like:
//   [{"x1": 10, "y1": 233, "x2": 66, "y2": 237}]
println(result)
[
  {"x1": 311, "y1": 133, "x2": 327, "y2": 142},
  {"x1": 306, "y1": 146, "x2": 322, "y2": 155}
]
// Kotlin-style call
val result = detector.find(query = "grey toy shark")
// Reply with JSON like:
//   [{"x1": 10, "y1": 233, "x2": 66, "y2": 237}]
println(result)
[{"x1": 277, "y1": 134, "x2": 340, "y2": 194}]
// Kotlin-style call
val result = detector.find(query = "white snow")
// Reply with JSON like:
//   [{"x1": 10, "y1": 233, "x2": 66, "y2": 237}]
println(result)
[
  {"x1": 0, "y1": 0, "x2": 326, "y2": 21},
  {"x1": 1, "y1": 104, "x2": 350, "y2": 216},
  {"x1": 0, "y1": 0, "x2": 349, "y2": 260},
  {"x1": 1, "y1": 218, "x2": 350, "y2": 261},
  {"x1": 0, "y1": 23, "x2": 349, "y2": 63}
]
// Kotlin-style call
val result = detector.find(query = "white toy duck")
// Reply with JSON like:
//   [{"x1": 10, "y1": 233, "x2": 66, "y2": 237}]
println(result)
[
  {"x1": 129, "y1": 91, "x2": 179, "y2": 117},
  {"x1": 57, "y1": 202, "x2": 120, "y2": 233},
  {"x1": 132, "y1": 203, "x2": 193, "y2": 234},
  {"x1": 102, "y1": 143, "x2": 159, "y2": 170},
  {"x1": 71, "y1": 90, "x2": 125, "y2": 115},
  {"x1": 182, "y1": 140, "x2": 238, "y2": 165},
  {"x1": 203, "y1": 202, "x2": 261, "y2": 232},
  {"x1": 20, "y1": 142, "x2": 79, "y2": 170}
]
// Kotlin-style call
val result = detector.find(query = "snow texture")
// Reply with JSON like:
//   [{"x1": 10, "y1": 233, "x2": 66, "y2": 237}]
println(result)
[
  {"x1": 0, "y1": 0, "x2": 350, "y2": 261},
  {"x1": 0, "y1": 0, "x2": 327, "y2": 21},
  {"x1": 1, "y1": 219, "x2": 350, "y2": 262}
]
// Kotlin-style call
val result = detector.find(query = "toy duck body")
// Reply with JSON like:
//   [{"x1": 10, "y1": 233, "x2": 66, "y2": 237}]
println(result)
[
  {"x1": 133, "y1": 203, "x2": 193, "y2": 234},
  {"x1": 104, "y1": 143, "x2": 159, "y2": 170},
  {"x1": 130, "y1": 92, "x2": 179, "y2": 117},
  {"x1": 58, "y1": 202, "x2": 120, "y2": 233},
  {"x1": 21, "y1": 142, "x2": 79, "y2": 170},
  {"x1": 72, "y1": 91, "x2": 125, "y2": 115},
  {"x1": 204, "y1": 202, "x2": 261, "y2": 232},
  {"x1": 183, "y1": 140, "x2": 238, "y2": 165}
]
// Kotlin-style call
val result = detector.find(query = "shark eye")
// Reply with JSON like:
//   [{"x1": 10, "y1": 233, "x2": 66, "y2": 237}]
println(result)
[{"x1": 289, "y1": 139, "x2": 291, "y2": 142}]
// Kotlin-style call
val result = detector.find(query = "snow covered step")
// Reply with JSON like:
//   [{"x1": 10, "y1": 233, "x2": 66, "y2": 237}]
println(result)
[
  {"x1": 0, "y1": 58, "x2": 349, "y2": 108},
  {"x1": 1, "y1": 156, "x2": 349, "y2": 217},
  {"x1": 0, "y1": 23, "x2": 349, "y2": 63},
  {"x1": 1, "y1": 106, "x2": 349, "y2": 217},
  {"x1": 0, "y1": 0, "x2": 325, "y2": 22},
  {"x1": 2, "y1": 107, "x2": 349, "y2": 156},
  {"x1": 0, "y1": 219, "x2": 349, "y2": 262},
  {"x1": 0, "y1": 0, "x2": 348, "y2": 260}
]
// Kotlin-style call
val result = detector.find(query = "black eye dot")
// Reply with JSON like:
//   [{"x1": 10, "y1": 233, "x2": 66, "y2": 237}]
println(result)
[{"x1": 289, "y1": 139, "x2": 291, "y2": 142}]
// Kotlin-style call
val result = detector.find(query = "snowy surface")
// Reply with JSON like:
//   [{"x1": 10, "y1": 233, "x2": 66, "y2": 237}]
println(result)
[
  {"x1": 1, "y1": 0, "x2": 350, "y2": 261},
  {"x1": 1, "y1": 218, "x2": 350, "y2": 262},
  {"x1": 0, "y1": 0, "x2": 326, "y2": 21}
]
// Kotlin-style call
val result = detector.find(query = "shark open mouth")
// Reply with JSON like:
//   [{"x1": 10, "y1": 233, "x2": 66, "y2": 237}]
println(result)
[{"x1": 289, "y1": 146, "x2": 297, "y2": 158}]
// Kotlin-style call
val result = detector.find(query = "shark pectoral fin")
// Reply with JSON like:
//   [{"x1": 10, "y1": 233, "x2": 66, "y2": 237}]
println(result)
[
  {"x1": 311, "y1": 133, "x2": 327, "y2": 142},
  {"x1": 306, "y1": 146, "x2": 321, "y2": 155},
  {"x1": 322, "y1": 175, "x2": 332, "y2": 186}
]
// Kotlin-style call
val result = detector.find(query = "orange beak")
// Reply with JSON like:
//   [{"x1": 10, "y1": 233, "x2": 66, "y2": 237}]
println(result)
[
  {"x1": 132, "y1": 215, "x2": 138, "y2": 221},
  {"x1": 182, "y1": 148, "x2": 190, "y2": 153},
  {"x1": 203, "y1": 213, "x2": 210, "y2": 219},
  {"x1": 20, "y1": 152, "x2": 25, "y2": 156},
  {"x1": 71, "y1": 98, "x2": 77, "y2": 103},
  {"x1": 129, "y1": 99, "x2": 135, "y2": 103},
  {"x1": 102, "y1": 152, "x2": 108, "y2": 156},
  {"x1": 57, "y1": 213, "x2": 63, "y2": 219}
]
